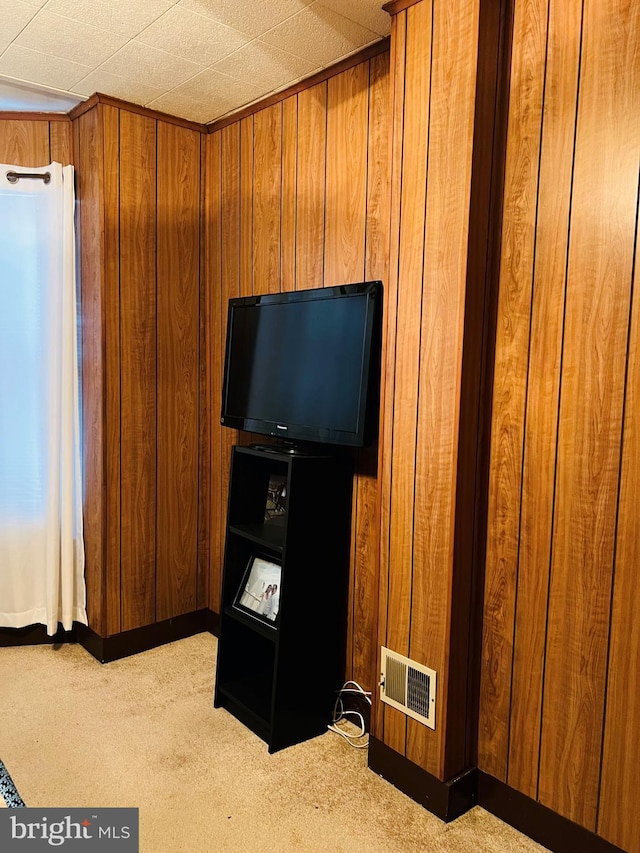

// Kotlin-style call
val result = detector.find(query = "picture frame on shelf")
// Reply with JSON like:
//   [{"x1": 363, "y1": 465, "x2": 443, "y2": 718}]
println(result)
[{"x1": 234, "y1": 554, "x2": 282, "y2": 626}]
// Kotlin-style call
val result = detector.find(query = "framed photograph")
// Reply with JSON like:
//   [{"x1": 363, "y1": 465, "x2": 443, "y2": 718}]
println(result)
[{"x1": 234, "y1": 555, "x2": 281, "y2": 626}]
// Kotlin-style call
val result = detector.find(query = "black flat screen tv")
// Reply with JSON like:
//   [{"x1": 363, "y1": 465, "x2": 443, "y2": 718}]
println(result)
[{"x1": 220, "y1": 281, "x2": 383, "y2": 448}]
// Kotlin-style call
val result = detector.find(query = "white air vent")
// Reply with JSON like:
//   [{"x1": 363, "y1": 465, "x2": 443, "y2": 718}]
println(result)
[{"x1": 380, "y1": 647, "x2": 436, "y2": 730}]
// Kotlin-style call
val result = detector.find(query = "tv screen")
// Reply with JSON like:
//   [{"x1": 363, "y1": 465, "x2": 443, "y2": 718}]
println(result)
[{"x1": 220, "y1": 281, "x2": 382, "y2": 448}]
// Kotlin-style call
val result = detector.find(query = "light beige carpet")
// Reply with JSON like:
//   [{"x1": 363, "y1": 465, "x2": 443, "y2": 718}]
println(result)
[{"x1": 0, "y1": 633, "x2": 548, "y2": 852}]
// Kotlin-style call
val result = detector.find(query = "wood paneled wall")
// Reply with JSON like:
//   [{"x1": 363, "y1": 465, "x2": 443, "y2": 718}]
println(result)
[
  {"x1": 479, "y1": 0, "x2": 640, "y2": 849},
  {"x1": 204, "y1": 49, "x2": 390, "y2": 692},
  {"x1": 0, "y1": 115, "x2": 72, "y2": 167},
  {"x1": 375, "y1": 0, "x2": 506, "y2": 783},
  {"x1": 74, "y1": 103, "x2": 204, "y2": 636}
]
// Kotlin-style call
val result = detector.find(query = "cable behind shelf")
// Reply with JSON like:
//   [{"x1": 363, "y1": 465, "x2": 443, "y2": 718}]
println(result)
[{"x1": 328, "y1": 680, "x2": 372, "y2": 749}]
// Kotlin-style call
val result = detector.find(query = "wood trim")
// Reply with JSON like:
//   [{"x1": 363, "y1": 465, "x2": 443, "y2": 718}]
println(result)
[
  {"x1": 0, "y1": 112, "x2": 71, "y2": 122},
  {"x1": 69, "y1": 93, "x2": 205, "y2": 132},
  {"x1": 207, "y1": 38, "x2": 390, "y2": 133},
  {"x1": 382, "y1": 0, "x2": 423, "y2": 15},
  {"x1": 78, "y1": 609, "x2": 218, "y2": 663},
  {"x1": 478, "y1": 772, "x2": 626, "y2": 853},
  {"x1": 368, "y1": 736, "x2": 477, "y2": 822},
  {"x1": 68, "y1": 94, "x2": 100, "y2": 120}
]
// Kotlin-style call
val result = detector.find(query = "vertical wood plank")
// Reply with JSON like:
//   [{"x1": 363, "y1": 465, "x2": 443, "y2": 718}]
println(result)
[
  {"x1": 324, "y1": 62, "x2": 370, "y2": 680},
  {"x1": 156, "y1": 122, "x2": 200, "y2": 620},
  {"x1": 478, "y1": 0, "x2": 548, "y2": 781},
  {"x1": 217, "y1": 123, "x2": 242, "y2": 609},
  {"x1": 75, "y1": 107, "x2": 106, "y2": 635},
  {"x1": 507, "y1": 0, "x2": 581, "y2": 797},
  {"x1": 598, "y1": 180, "x2": 640, "y2": 853},
  {"x1": 239, "y1": 116, "x2": 253, "y2": 297},
  {"x1": 408, "y1": 0, "x2": 480, "y2": 780},
  {"x1": 351, "y1": 52, "x2": 390, "y2": 693},
  {"x1": 365, "y1": 53, "x2": 391, "y2": 292},
  {"x1": 383, "y1": 0, "x2": 433, "y2": 757},
  {"x1": 296, "y1": 83, "x2": 327, "y2": 291},
  {"x1": 0, "y1": 120, "x2": 50, "y2": 165},
  {"x1": 50, "y1": 121, "x2": 72, "y2": 165},
  {"x1": 253, "y1": 104, "x2": 282, "y2": 295},
  {"x1": 102, "y1": 105, "x2": 121, "y2": 636},
  {"x1": 281, "y1": 96, "x2": 297, "y2": 293},
  {"x1": 374, "y1": 9, "x2": 406, "y2": 743},
  {"x1": 207, "y1": 131, "x2": 224, "y2": 613},
  {"x1": 198, "y1": 132, "x2": 211, "y2": 610},
  {"x1": 324, "y1": 64, "x2": 368, "y2": 286},
  {"x1": 119, "y1": 111, "x2": 157, "y2": 631},
  {"x1": 538, "y1": 0, "x2": 640, "y2": 828}
]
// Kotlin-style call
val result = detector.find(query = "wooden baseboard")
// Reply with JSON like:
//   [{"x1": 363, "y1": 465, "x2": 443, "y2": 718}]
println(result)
[
  {"x1": 367, "y1": 745, "x2": 626, "y2": 853},
  {"x1": 78, "y1": 608, "x2": 220, "y2": 663},
  {"x1": 0, "y1": 623, "x2": 77, "y2": 646},
  {"x1": 477, "y1": 772, "x2": 626, "y2": 853},
  {"x1": 368, "y1": 735, "x2": 477, "y2": 822}
]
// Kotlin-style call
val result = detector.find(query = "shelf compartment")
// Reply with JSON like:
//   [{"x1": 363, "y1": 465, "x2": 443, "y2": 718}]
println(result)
[
  {"x1": 224, "y1": 605, "x2": 277, "y2": 641},
  {"x1": 228, "y1": 519, "x2": 285, "y2": 553}
]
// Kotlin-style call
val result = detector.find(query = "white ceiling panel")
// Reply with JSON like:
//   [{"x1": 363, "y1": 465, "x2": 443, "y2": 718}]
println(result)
[
  {"x1": 0, "y1": 45, "x2": 91, "y2": 91},
  {"x1": 178, "y1": 0, "x2": 314, "y2": 39},
  {"x1": 172, "y1": 67, "x2": 266, "y2": 107},
  {"x1": 73, "y1": 69, "x2": 165, "y2": 105},
  {"x1": 44, "y1": 0, "x2": 177, "y2": 39},
  {"x1": 15, "y1": 11, "x2": 128, "y2": 67},
  {"x1": 99, "y1": 41, "x2": 205, "y2": 92},
  {"x1": 0, "y1": 0, "x2": 389, "y2": 123},
  {"x1": 135, "y1": 6, "x2": 249, "y2": 66},
  {"x1": 147, "y1": 90, "x2": 220, "y2": 123},
  {"x1": 260, "y1": 5, "x2": 379, "y2": 67},
  {"x1": 0, "y1": 1, "x2": 39, "y2": 53},
  {"x1": 317, "y1": 0, "x2": 390, "y2": 36},
  {"x1": 212, "y1": 41, "x2": 319, "y2": 92}
]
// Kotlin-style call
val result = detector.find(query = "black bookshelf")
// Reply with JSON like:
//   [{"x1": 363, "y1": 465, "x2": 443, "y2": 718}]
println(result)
[{"x1": 214, "y1": 444, "x2": 353, "y2": 753}]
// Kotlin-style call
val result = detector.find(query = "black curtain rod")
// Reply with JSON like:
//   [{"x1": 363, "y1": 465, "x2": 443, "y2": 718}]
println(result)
[{"x1": 6, "y1": 171, "x2": 51, "y2": 184}]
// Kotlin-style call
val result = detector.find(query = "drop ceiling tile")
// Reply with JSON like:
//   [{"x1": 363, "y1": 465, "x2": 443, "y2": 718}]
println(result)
[
  {"x1": 100, "y1": 41, "x2": 205, "y2": 92},
  {"x1": 0, "y1": 45, "x2": 91, "y2": 90},
  {"x1": 15, "y1": 10, "x2": 128, "y2": 67},
  {"x1": 260, "y1": 4, "x2": 379, "y2": 67},
  {"x1": 136, "y1": 5, "x2": 249, "y2": 66},
  {"x1": 178, "y1": 0, "x2": 313, "y2": 38},
  {"x1": 172, "y1": 67, "x2": 266, "y2": 107},
  {"x1": 0, "y1": 1, "x2": 39, "y2": 53},
  {"x1": 44, "y1": 0, "x2": 176, "y2": 39},
  {"x1": 72, "y1": 69, "x2": 164, "y2": 105},
  {"x1": 316, "y1": 0, "x2": 391, "y2": 37},
  {"x1": 146, "y1": 90, "x2": 214, "y2": 123},
  {"x1": 12, "y1": 0, "x2": 47, "y2": 7},
  {"x1": 212, "y1": 40, "x2": 318, "y2": 92}
]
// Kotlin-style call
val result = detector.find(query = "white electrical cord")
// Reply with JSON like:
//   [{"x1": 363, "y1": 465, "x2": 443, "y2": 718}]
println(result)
[{"x1": 328, "y1": 680, "x2": 372, "y2": 749}]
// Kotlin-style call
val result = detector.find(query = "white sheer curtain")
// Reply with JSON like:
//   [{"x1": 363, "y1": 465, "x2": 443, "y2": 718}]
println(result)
[{"x1": 0, "y1": 161, "x2": 87, "y2": 635}]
